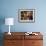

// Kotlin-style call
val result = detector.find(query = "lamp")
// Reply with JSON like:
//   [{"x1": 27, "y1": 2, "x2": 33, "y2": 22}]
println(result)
[{"x1": 5, "y1": 18, "x2": 14, "y2": 35}]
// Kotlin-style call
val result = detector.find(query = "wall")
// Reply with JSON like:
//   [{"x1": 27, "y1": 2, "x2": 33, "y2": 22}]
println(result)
[{"x1": 0, "y1": 0, "x2": 46, "y2": 32}]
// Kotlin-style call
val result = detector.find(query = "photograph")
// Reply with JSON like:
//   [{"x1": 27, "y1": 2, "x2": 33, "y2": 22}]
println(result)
[{"x1": 18, "y1": 9, "x2": 35, "y2": 23}]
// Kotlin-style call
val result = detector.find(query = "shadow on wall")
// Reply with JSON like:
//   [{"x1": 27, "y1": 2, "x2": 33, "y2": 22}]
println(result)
[{"x1": 0, "y1": 16, "x2": 5, "y2": 46}]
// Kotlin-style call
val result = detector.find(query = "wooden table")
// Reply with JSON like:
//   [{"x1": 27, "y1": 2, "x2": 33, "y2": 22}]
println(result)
[{"x1": 4, "y1": 32, "x2": 43, "y2": 46}]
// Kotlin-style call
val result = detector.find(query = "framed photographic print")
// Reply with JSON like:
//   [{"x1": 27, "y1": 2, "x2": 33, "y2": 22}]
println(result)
[{"x1": 18, "y1": 9, "x2": 35, "y2": 23}]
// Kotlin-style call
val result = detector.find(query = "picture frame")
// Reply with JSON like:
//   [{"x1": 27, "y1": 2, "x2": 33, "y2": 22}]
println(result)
[{"x1": 18, "y1": 9, "x2": 35, "y2": 23}]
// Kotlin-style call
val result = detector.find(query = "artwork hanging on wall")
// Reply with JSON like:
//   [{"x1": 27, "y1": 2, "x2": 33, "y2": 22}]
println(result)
[{"x1": 18, "y1": 9, "x2": 35, "y2": 23}]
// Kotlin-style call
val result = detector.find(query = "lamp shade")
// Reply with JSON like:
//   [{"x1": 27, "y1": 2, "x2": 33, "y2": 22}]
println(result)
[{"x1": 5, "y1": 18, "x2": 14, "y2": 25}]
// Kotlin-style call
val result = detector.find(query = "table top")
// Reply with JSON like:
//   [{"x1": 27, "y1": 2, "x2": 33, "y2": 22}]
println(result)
[{"x1": 4, "y1": 32, "x2": 43, "y2": 40}]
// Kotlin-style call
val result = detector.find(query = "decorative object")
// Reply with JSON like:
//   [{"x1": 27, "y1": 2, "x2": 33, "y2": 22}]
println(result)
[
  {"x1": 18, "y1": 9, "x2": 35, "y2": 23},
  {"x1": 5, "y1": 18, "x2": 14, "y2": 35},
  {"x1": 25, "y1": 32, "x2": 38, "y2": 35}
]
